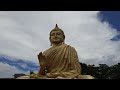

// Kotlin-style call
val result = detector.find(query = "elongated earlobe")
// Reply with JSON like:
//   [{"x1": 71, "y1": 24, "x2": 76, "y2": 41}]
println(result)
[
  {"x1": 50, "y1": 42, "x2": 52, "y2": 46},
  {"x1": 63, "y1": 40, "x2": 65, "y2": 44},
  {"x1": 49, "y1": 37, "x2": 52, "y2": 46}
]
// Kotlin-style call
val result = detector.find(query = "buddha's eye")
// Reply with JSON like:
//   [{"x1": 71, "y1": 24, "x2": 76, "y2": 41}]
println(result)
[
  {"x1": 56, "y1": 33, "x2": 61, "y2": 35},
  {"x1": 51, "y1": 33, "x2": 55, "y2": 36}
]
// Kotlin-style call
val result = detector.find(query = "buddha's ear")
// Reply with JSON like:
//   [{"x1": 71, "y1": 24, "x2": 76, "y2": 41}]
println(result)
[
  {"x1": 49, "y1": 37, "x2": 52, "y2": 46},
  {"x1": 63, "y1": 40, "x2": 65, "y2": 44},
  {"x1": 63, "y1": 35, "x2": 65, "y2": 44},
  {"x1": 63, "y1": 35, "x2": 65, "y2": 40},
  {"x1": 49, "y1": 37, "x2": 51, "y2": 42}
]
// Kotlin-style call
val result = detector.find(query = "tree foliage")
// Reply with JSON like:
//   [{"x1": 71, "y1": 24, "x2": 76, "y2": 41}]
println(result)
[{"x1": 80, "y1": 62, "x2": 120, "y2": 79}]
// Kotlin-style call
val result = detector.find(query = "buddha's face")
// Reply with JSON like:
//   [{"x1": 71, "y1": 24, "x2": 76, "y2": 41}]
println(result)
[{"x1": 50, "y1": 30, "x2": 64, "y2": 44}]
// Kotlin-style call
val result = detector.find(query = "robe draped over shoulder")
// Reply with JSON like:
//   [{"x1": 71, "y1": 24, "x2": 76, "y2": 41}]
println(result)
[{"x1": 43, "y1": 44, "x2": 81, "y2": 74}]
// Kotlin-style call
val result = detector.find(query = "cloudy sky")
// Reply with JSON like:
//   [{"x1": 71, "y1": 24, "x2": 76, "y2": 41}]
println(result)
[{"x1": 0, "y1": 11, "x2": 120, "y2": 78}]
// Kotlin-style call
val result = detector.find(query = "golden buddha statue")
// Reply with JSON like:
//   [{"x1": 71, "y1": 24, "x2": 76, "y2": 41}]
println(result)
[
  {"x1": 37, "y1": 24, "x2": 81, "y2": 78},
  {"x1": 17, "y1": 24, "x2": 94, "y2": 79}
]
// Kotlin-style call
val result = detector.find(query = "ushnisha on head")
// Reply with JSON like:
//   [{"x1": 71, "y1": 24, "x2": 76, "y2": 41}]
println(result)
[{"x1": 49, "y1": 24, "x2": 65, "y2": 46}]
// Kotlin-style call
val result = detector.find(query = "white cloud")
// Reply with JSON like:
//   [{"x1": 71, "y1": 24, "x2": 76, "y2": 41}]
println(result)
[
  {"x1": 0, "y1": 11, "x2": 120, "y2": 66},
  {"x1": 0, "y1": 63, "x2": 29, "y2": 78}
]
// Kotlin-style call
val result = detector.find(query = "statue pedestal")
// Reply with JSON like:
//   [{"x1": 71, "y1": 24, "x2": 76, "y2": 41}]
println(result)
[
  {"x1": 16, "y1": 74, "x2": 94, "y2": 79},
  {"x1": 16, "y1": 70, "x2": 94, "y2": 79},
  {"x1": 77, "y1": 75, "x2": 94, "y2": 79}
]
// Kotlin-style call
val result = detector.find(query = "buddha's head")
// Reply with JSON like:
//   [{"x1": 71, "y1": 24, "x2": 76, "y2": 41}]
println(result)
[{"x1": 49, "y1": 24, "x2": 65, "y2": 46}]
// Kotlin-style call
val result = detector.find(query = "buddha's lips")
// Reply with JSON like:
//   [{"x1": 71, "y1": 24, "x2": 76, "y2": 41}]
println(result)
[{"x1": 54, "y1": 38, "x2": 59, "y2": 40}]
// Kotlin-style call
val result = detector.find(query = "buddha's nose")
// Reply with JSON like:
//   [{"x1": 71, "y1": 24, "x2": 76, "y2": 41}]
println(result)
[
  {"x1": 54, "y1": 34, "x2": 57, "y2": 37},
  {"x1": 54, "y1": 36, "x2": 58, "y2": 38}
]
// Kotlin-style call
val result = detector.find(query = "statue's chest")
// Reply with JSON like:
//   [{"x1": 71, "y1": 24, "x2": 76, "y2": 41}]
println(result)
[{"x1": 43, "y1": 47, "x2": 60, "y2": 57}]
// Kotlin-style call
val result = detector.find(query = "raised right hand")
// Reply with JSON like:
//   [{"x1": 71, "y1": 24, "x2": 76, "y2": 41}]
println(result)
[{"x1": 38, "y1": 52, "x2": 47, "y2": 67}]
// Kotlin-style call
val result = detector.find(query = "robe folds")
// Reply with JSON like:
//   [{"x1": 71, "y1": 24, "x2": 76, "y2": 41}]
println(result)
[{"x1": 43, "y1": 44, "x2": 81, "y2": 74}]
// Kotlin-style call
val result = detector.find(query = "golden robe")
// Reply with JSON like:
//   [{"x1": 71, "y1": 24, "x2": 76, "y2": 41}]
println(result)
[
  {"x1": 43, "y1": 44, "x2": 81, "y2": 74},
  {"x1": 17, "y1": 44, "x2": 94, "y2": 79}
]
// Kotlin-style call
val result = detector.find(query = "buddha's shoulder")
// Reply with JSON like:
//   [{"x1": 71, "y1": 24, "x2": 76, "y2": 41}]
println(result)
[
  {"x1": 43, "y1": 47, "x2": 52, "y2": 54},
  {"x1": 64, "y1": 44, "x2": 75, "y2": 49},
  {"x1": 43, "y1": 44, "x2": 75, "y2": 54}
]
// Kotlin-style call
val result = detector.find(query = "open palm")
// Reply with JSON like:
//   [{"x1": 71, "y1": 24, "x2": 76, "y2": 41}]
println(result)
[{"x1": 38, "y1": 52, "x2": 47, "y2": 66}]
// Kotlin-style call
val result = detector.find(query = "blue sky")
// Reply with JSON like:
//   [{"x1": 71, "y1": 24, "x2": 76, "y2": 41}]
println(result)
[
  {"x1": 99, "y1": 11, "x2": 120, "y2": 32},
  {"x1": 0, "y1": 11, "x2": 120, "y2": 78},
  {"x1": 99, "y1": 11, "x2": 120, "y2": 41}
]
